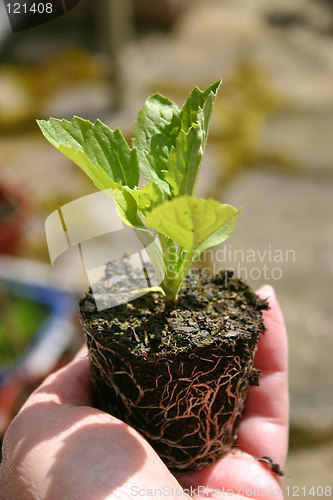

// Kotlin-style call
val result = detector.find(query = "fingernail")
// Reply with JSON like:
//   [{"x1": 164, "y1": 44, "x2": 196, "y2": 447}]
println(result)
[{"x1": 258, "y1": 284, "x2": 275, "y2": 297}]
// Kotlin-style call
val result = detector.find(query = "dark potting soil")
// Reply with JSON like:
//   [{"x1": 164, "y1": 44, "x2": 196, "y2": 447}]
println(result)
[{"x1": 80, "y1": 262, "x2": 268, "y2": 472}]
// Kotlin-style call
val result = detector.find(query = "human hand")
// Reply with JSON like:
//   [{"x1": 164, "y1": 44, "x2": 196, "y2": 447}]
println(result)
[{"x1": 0, "y1": 285, "x2": 288, "y2": 500}]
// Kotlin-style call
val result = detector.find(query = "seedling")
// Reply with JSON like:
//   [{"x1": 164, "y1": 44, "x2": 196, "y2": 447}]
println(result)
[
  {"x1": 38, "y1": 82, "x2": 267, "y2": 473},
  {"x1": 37, "y1": 81, "x2": 240, "y2": 301}
]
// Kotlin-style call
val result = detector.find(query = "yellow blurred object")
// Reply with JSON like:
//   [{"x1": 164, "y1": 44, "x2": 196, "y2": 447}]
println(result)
[
  {"x1": 0, "y1": 67, "x2": 36, "y2": 129},
  {"x1": 211, "y1": 63, "x2": 299, "y2": 196},
  {"x1": 24, "y1": 48, "x2": 106, "y2": 98},
  {"x1": 0, "y1": 48, "x2": 106, "y2": 131}
]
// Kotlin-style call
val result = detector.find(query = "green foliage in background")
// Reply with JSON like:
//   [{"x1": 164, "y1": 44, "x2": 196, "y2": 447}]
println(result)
[{"x1": 0, "y1": 294, "x2": 49, "y2": 365}]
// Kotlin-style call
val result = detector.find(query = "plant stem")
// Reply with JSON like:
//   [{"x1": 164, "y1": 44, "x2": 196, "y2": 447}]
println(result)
[{"x1": 161, "y1": 246, "x2": 195, "y2": 301}]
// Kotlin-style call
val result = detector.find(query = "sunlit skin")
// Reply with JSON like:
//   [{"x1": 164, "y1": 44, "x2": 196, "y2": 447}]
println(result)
[{"x1": 0, "y1": 285, "x2": 288, "y2": 500}]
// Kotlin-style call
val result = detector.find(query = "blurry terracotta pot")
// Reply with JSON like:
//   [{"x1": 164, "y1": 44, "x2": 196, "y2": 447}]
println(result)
[{"x1": 0, "y1": 182, "x2": 30, "y2": 255}]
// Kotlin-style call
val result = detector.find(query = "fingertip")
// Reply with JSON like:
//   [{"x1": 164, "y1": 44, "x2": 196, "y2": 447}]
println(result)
[{"x1": 257, "y1": 284, "x2": 275, "y2": 300}]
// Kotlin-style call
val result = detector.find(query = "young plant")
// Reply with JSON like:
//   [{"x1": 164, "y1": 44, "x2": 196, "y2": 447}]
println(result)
[
  {"x1": 37, "y1": 82, "x2": 267, "y2": 473},
  {"x1": 37, "y1": 81, "x2": 240, "y2": 300}
]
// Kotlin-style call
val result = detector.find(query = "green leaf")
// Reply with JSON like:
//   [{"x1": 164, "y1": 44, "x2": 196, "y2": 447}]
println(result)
[
  {"x1": 133, "y1": 93, "x2": 181, "y2": 194},
  {"x1": 164, "y1": 123, "x2": 204, "y2": 196},
  {"x1": 181, "y1": 80, "x2": 221, "y2": 136},
  {"x1": 195, "y1": 208, "x2": 241, "y2": 256},
  {"x1": 113, "y1": 187, "x2": 164, "y2": 282},
  {"x1": 133, "y1": 182, "x2": 165, "y2": 216},
  {"x1": 112, "y1": 187, "x2": 143, "y2": 227},
  {"x1": 145, "y1": 196, "x2": 240, "y2": 258},
  {"x1": 164, "y1": 81, "x2": 221, "y2": 197},
  {"x1": 37, "y1": 117, "x2": 139, "y2": 190}
]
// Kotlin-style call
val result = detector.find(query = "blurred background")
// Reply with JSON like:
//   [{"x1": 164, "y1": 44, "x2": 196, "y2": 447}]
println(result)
[{"x1": 1, "y1": 0, "x2": 333, "y2": 489}]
